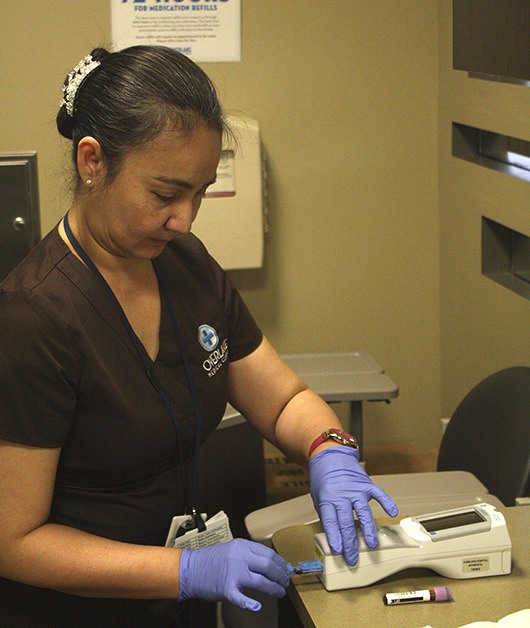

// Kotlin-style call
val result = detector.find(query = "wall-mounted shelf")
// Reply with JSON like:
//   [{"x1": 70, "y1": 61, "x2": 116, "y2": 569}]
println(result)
[
  {"x1": 452, "y1": 123, "x2": 530, "y2": 183},
  {"x1": 482, "y1": 217, "x2": 530, "y2": 300}
]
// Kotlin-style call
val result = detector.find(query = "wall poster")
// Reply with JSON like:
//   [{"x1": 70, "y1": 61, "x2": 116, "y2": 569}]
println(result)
[{"x1": 111, "y1": 0, "x2": 241, "y2": 62}]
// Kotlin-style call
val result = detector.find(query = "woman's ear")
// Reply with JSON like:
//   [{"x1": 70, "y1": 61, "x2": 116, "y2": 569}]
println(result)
[{"x1": 77, "y1": 136, "x2": 104, "y2": 186}]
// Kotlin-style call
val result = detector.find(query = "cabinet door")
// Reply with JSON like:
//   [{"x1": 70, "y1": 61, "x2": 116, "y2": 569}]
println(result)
[
  {"x1": 453, "y1": 0, "x2": 530, "y2": 81},
  {"x1": 0, "y1": 154, "x2": 40, "y2": 281}
]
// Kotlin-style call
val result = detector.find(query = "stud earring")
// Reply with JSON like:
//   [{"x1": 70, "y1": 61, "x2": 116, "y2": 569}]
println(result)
[{"x1": 86, "y1": 179, "x2": 92, "y2": 186}]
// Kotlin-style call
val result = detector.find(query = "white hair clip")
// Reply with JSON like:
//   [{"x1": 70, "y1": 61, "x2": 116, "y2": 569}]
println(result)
[{"x1": 60, "y1": 55, "x2": 101, "y2": 117}]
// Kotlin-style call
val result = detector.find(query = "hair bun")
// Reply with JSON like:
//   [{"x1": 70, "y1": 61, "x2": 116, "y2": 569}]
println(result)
[
  {"x1": 56, "y1": 104, "x2": 75, "y2": 139},
  {"x1": 90, "y1": 47, "x2": 111, "y2": 63}
]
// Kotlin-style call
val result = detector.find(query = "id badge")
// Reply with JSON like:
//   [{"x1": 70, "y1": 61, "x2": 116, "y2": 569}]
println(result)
[
  {"x1": 165, "y1": 511, "x2": 233, "y2": 549},
  {"x1": 165, "y1": 514, "x2": 206, "y2": 548}
]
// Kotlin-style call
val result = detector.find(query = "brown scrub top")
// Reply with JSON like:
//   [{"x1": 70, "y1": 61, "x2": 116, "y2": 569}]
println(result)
[{"x1": 0, "y1": 225, "x2": 263, "y2": 627}]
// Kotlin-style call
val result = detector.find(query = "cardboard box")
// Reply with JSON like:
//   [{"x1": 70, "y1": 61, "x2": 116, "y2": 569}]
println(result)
[{"x1": 264, "y1": 454, "x2": 310, "y2": 505}]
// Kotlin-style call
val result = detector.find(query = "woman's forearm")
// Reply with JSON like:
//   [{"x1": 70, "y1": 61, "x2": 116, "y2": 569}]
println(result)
[{"x1": 1, "y1": 523, "x2": 182, "y2": 599}]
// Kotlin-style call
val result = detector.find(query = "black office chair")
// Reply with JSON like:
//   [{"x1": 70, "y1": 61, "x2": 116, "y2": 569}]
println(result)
[{"x1": 437, "y1": 366, "x2": 530, "y2": 506}]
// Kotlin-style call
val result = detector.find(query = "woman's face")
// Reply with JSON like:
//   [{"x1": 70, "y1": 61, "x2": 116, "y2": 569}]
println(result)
[{"x1": 88, "y1": 122, "x2": 222, "y2": 260}]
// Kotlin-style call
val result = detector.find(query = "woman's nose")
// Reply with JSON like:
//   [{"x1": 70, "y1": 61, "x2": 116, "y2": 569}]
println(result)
[{"x1": 165, "y1": 202, "x2": 195, "y2": 234}]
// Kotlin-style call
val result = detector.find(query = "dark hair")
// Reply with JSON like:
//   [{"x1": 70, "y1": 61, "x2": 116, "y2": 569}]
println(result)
[{"x1": 57, "y1": 46, "x2": 227, "y2": 185}]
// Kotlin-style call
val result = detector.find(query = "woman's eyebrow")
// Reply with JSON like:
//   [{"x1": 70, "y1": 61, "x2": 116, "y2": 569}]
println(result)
[{"x1": 152, "y1": 175, "x2": 217, "y2": 189}]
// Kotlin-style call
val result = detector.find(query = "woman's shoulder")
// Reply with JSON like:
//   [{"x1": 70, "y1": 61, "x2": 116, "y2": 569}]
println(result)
[
  {"x1": 1, "y1": 225, "x2": 69, "y2": 293},
  {"x1": 0, "y1": 226, "x2": 81, "y2": 330}
]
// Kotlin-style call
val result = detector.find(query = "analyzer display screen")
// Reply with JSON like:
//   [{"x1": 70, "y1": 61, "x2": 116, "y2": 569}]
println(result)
[{"x1": 420, "y1": 510, "x2": 485, "y2": 532}]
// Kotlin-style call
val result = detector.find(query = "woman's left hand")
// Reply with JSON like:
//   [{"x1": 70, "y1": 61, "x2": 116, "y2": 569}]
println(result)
[{"x1": 309, "y1": 447, "x2": 398, "y2": 565}]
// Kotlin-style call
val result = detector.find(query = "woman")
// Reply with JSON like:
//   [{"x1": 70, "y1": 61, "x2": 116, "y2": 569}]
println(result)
[{"x1": 0, "y1": 46, "x2": 397, "y2": 626}]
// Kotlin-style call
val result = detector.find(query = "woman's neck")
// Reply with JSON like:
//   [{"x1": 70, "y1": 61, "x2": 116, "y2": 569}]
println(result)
[{"x1": 60, "y1": 205, "x2": 154, "y2": 290}]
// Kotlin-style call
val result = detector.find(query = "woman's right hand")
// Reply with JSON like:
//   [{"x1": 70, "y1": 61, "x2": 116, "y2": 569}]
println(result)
[{"x1": 177, "y1": 538, "x2": 291, "y2": 611}]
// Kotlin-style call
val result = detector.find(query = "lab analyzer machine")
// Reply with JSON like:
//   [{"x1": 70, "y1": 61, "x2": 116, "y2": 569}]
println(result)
[{"x1": 312, "y1": 503, "x2": 511, "y2": 591}]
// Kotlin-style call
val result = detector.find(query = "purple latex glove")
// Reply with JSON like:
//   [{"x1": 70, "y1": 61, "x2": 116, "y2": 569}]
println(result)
[
  {"x1": 178, "y1": 538, "x2": 291, "y2": 612},
  {"x1": 309, "y1": 447, "x2": 398, "y2": 565}
]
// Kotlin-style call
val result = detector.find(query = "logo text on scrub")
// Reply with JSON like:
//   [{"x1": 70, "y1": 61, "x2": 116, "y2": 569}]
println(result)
[{"x1": 202, "y1": 338, "x2": 228, "y2": 377}]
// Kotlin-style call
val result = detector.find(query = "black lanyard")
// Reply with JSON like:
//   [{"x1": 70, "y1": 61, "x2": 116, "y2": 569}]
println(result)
[{"x1": 63, "y1": 213, "x2": 205, "y2": 532}]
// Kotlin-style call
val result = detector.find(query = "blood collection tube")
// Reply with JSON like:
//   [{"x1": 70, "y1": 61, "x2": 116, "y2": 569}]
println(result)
[{"x1": 383, "y1": 587, "x2": 452, "y2": 605}]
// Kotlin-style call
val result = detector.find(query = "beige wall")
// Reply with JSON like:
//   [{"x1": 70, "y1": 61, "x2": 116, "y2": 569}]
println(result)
[
  {"x1": 438, "y1": 1, "x2": 530, "y2": 417},
  {"x1": 211, "y1": 1, "x2": 441, "y2": 449},
  {"x1": 8, "y1": 1, "x2": 519, "y2": 453}
]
